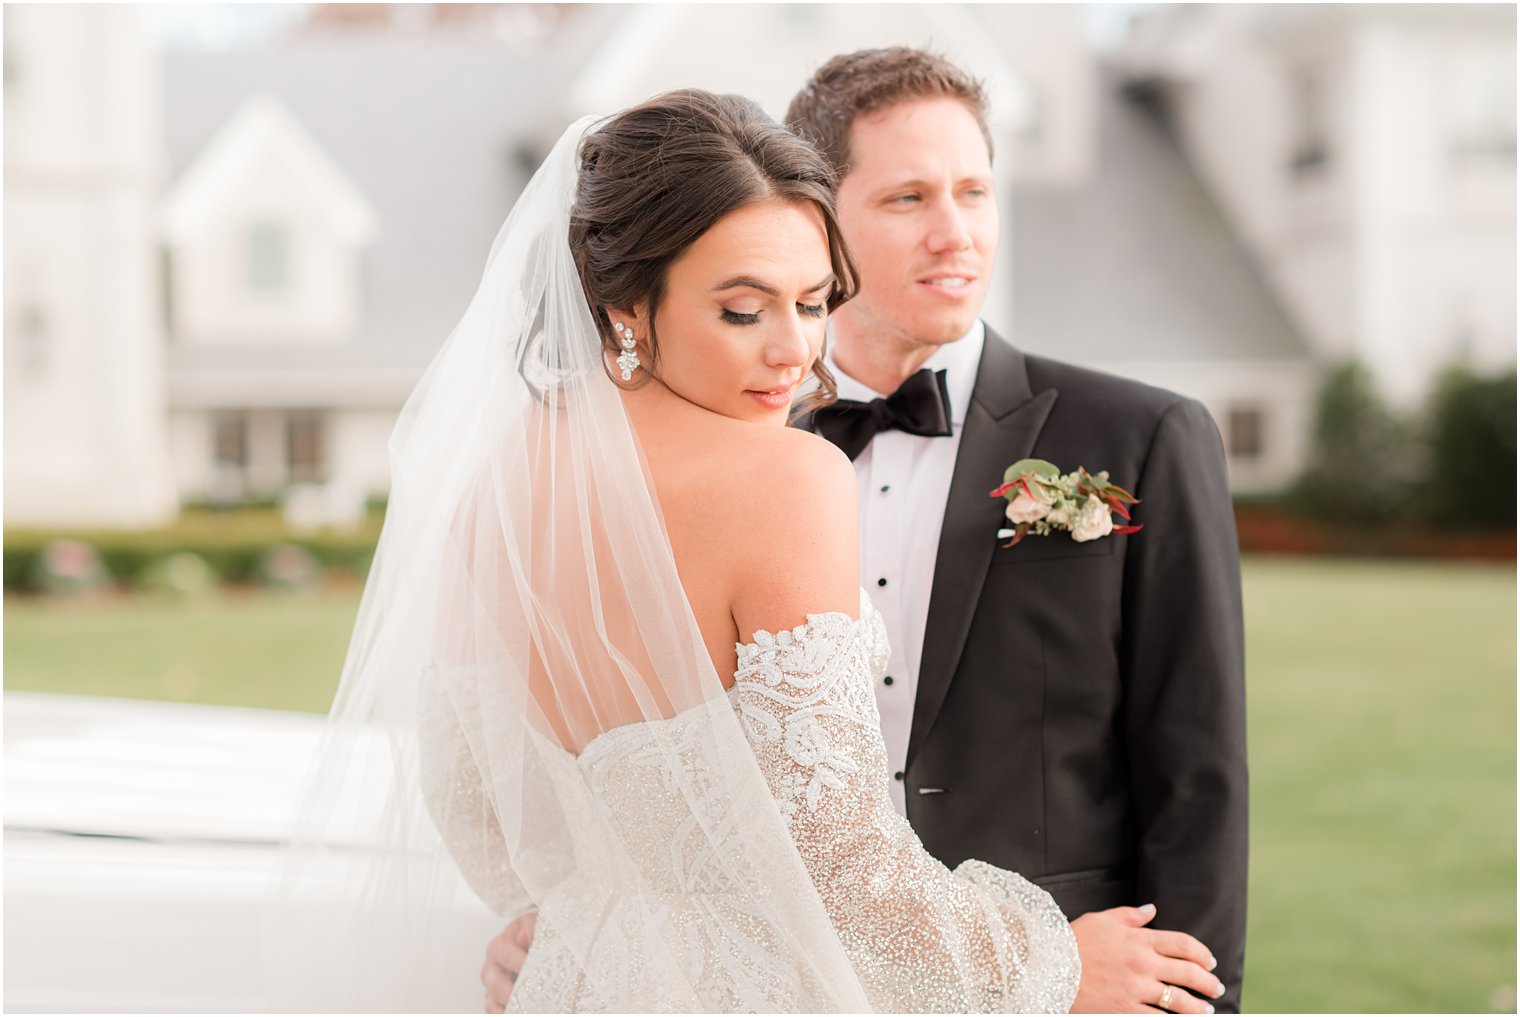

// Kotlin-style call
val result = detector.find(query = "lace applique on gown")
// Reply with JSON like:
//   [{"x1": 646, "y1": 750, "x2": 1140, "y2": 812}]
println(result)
[
  {"x1": 427, "y1": 590, "x2": 1080, "y2": 1013},
  {"x1": 727, "y1": 590, "x2": 1080, "y2": 1013}
]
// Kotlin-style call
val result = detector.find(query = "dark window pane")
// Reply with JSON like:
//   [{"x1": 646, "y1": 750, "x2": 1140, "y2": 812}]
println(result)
[
  {"x1": 1227, "y1": 406, "x2": 1265, "y2": 460},
  {"x1": 287, "y1": 411, "x2": 323, "y2": 483}
]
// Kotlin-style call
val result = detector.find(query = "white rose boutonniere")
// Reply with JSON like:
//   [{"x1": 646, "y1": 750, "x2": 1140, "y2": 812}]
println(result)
[
  {"x1": 989, "y1": 458, "x2": 1142, "y2": 547},
  {"x1": 1071, "y1": 495, "x2": 1115, "y2": 542}
]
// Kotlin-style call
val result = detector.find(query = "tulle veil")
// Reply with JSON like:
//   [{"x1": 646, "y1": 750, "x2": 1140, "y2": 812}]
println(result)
[{"x1": 261, "y1": 113, "x2": 873, "y2": 1012}]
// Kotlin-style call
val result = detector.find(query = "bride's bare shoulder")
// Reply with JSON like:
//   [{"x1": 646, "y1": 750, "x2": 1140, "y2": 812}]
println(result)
[
  {"x1": 719, "y1": 423, "x2": 856, "y2": 514},
  {"x1": 713, "y1": 423, "x2": 861, "y2": 631}
]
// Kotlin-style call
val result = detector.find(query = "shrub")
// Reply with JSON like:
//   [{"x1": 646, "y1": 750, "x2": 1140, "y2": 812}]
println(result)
[
  {"x1": 1289, "y1": 362, "x2": 1422, "y2": 525},
  {"x1": 139, "y1": 552, "x2": 219, "y2": 600},
  {"x1": 3, "y1": 522, "x2": 377, "y2": 593},
  {"x1": 1419, "y1": 364, "x2": 1517, "y2": 530},
  {"x1": 32, "y1": 539, "x2": 109, "y2": 597}
]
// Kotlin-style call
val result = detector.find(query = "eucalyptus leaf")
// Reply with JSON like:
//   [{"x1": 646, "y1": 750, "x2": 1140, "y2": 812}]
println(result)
[{"x1": 1004, "y1": 458, "x2": 1059, "y2": 483}]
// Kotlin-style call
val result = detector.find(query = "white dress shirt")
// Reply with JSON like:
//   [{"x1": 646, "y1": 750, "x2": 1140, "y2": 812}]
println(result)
[{"x1": 825, "y1": 321, "x2": 985, "y2": 816}]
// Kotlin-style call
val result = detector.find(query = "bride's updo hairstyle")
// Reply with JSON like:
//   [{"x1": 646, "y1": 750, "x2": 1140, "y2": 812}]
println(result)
[{"x1": 569, "y1": 89, "x2": 857, "y2": 403}]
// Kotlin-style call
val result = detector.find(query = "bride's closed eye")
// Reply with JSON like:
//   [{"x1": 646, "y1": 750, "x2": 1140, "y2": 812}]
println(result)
[{"x1": 720, "y1": 302, "x2": 827, "y2": 326}]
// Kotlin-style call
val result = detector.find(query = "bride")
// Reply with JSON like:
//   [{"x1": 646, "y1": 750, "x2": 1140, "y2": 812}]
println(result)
[{"x1": 271, "y1": 90, "x2": 1079, "y2": 1013}]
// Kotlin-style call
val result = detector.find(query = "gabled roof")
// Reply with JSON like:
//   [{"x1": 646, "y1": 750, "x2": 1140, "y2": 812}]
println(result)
[
  {"x1": 160, "y1": 94, "x2": 379, "y2": 246},
  {"x1": 161, "y1": 19, "x2": 608, "y2": 372},
  {"x1": 1009, "y1": 67, "x2": 1310, "y2": 364}
]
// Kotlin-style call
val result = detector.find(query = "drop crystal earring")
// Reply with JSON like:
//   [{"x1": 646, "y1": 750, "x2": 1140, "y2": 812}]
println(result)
[{"x1": 613, "y1": 321, "x2": 640, "y2": 381}]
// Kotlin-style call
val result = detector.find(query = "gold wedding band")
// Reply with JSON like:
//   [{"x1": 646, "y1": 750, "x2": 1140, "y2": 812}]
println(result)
[{"x1": 1157, "y1": 984, "x2": 1174, "y2": 1011}]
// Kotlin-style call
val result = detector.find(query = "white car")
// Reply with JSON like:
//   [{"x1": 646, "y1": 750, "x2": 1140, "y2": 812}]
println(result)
[{"x1": 5, "y1": 692, "x2": 502, "y2": 1013}]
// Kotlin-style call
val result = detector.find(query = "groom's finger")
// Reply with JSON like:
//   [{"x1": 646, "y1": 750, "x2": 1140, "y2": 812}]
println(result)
[
  {"x1": 481, "y1": 960, "x2": 511, "y2": 1013},
  {"x1": 514, "y1": 910, "x2": 539, "y2": 947}
]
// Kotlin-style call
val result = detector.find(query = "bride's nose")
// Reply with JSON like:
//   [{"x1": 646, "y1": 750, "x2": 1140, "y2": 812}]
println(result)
[{"x1": 762, "y1": 316, "x2": 811, "y2": 368}]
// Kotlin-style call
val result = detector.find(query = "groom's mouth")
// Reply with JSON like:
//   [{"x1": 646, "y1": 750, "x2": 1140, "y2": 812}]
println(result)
[{"x1": 918, "y1": 274, "x2": 977, "y2": 297}]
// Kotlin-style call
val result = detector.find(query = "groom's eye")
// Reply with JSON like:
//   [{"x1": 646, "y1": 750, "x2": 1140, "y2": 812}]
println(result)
[
  {"x1": 889, "y1": 193, "x2": 920, "y2": 205},
  {"x1": 721, "y1": 309, "x2": 761, "y2": 325}
]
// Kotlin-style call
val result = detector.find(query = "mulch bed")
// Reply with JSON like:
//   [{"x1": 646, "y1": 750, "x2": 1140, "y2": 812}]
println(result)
[{"x1": 1234, "y1": 504, "x2": 1516, "y2": 561}]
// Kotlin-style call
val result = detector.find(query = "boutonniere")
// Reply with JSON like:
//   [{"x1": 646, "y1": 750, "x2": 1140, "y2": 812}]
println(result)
[{"x1": 989, "y1": 458, "x2": 1143, "y2": 547}]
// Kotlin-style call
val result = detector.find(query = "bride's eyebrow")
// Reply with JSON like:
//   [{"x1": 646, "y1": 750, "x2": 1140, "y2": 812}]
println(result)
[{"x1": 711, "y1": 274, "x2": 835, "y2": 296}]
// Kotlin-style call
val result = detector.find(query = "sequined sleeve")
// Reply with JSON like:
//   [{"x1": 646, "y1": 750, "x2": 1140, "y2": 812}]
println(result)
[
  {"x1": 730, "y1": 592, "x2": 1081, "y2": 1013},
  {"x1": 418, "y1": 664, "x2": 532, "y2": 919}
]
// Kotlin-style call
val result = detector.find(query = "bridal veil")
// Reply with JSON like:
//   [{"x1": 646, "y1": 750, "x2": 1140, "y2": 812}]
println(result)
[{"x1": 263, "y1": 113, "x2": 873, "y2": 1011}]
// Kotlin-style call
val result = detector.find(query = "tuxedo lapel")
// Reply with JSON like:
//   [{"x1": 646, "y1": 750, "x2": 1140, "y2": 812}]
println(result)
[{"x1": 910, "y1": 330, "x2": 1056, "y2": 764}]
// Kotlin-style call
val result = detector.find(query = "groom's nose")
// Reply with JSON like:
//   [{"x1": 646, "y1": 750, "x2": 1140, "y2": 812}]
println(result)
[{"x1": 924, "y1": 195, "x2": 974, "y2": 255}]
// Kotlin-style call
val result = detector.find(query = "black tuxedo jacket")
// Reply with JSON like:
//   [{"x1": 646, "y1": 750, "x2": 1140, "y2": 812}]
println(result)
[{"x1": 807, "y1": 327, "x2": 1249, "y2": 1011}]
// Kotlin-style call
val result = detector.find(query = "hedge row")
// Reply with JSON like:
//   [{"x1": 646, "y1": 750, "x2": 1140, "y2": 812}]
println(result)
[{"x1": 3, "y1": 531, "x2": 376, "y2": 593}]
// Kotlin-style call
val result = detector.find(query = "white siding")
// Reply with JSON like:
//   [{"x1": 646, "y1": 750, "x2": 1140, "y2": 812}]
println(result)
[{"x1": 2, "y1": 6, "x2": 177, "y2": 527}]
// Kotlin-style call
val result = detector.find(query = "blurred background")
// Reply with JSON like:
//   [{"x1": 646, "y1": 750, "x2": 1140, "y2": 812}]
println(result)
[{"x1": 3, "y1": 3, "x2": 1514, "y2": 1013}]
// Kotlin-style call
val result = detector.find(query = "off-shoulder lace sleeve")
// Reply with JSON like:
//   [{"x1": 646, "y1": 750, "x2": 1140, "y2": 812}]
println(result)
[
  {"x1": 417, "y1": 665, "x2": 532, "y2": 919},
  {"x1": 730, "y1": 592, "x2": 1081, "y2": 1013}
]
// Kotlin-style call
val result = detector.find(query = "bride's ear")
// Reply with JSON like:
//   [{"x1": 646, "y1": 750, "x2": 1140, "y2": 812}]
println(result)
[{"x1": 604, "y1": 305, "x2": 647, "y2": 339}]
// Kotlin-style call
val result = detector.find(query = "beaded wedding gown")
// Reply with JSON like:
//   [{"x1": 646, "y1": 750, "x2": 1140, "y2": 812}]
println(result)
[
  {"x1": 426, "y1": 590, "x2": 1080, "y2": 1013},
  {"x1": 276, "y1": 112, "x2": 1078, "y2": 1014}
]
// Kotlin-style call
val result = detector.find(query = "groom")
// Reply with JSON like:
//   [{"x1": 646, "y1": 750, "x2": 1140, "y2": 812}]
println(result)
[
  {"x1": 484, "y1": 48, "x2": 1247, "y2": 1014},
  {"x1": 790, "y1": 47, "x2": 1248, "y2": 1013}
]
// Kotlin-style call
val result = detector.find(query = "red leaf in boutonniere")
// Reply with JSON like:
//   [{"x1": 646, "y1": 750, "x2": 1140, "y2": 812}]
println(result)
[{"x1": 990, "y1": 458, "x2": 1143, "y2": 548}]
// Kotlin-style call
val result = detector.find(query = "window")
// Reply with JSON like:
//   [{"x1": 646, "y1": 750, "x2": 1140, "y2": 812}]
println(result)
[
  {"x1": 4, "y1": 38, "x2": 19, "y2": 90},
  {"x1": 286, "y1": 410, "x2": 324, "y2": 483},
  {"x1": 1288, "y1": 66, "x2": 1331, "y2": 179},
  {"x1": 16, "y1": 303, "x2": 47, "y2": 375},
  {"x1": 1451, "y1": 50, "x2": 1517, "y2": 160},
  {"x1": 246, "y1": 221, "x2": 290, "y2": 292},
  {"x1": 1227, "y1": 406, "x2": 1265, "y2": 460},
  {"x1": 213, "y1": 413, "x2": 249, "y2": 469}
]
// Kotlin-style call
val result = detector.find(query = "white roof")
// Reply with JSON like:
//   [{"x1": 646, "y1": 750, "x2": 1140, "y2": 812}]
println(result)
[{"x1": 159, "y1": 95, "x2": 380, "y2": 246}]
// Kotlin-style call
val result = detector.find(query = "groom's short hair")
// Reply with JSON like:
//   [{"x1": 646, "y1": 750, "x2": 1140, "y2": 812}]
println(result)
[{"x1": 785, "y1": 47, "x2": 993, "y2": 180}]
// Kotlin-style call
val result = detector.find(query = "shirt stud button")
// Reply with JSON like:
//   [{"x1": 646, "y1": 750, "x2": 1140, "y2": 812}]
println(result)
[
  {"x1": 880, "y1": 484, "x2": 891, "y2": 494},
  {"x1": 877, "y1": 577, "x2": 888, "y2": 587},
  {"x1": 893, "y1": 771, "x2": 904, "y2": 781},
  {"x1": 883, "y1": 675, "x2": 894, "y2": 686}
]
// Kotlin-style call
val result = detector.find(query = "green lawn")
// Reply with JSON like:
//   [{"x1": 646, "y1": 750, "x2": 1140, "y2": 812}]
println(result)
[
  {"x1": 3, "y1": 586, "x2": 359, "y2": 713},
  {"x1": 1240, "y1": 558, "x2": 1515, "y2": 1013},
  {"x1": 4, "y1": 556, "x2": 1515, "y2": 1012}
]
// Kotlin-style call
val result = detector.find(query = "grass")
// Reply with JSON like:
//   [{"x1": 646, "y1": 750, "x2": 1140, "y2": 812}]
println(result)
[
  {"x1": 4, "y1": 556, "x2": 1515, "y2": 1012},
  {"x1": 3, "y1": 585, "x2": 360, "y2": 713},
  {"x1": 1240, "y1": 557, "x2": 1515, "y2": 1013}
]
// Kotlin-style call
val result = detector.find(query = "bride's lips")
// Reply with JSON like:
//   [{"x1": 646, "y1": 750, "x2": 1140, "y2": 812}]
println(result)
[
  {"x1": 918, "y1": 272, "x2": 978, "y2": 299},
  {"x1": 746, "y1": 385, "x2": 796, "y2": 410}
]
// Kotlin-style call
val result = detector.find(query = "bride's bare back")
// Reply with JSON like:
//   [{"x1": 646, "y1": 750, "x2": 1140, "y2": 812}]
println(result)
[{"x1": 623, "y1": 385, "x2": 859, "y2": 688}]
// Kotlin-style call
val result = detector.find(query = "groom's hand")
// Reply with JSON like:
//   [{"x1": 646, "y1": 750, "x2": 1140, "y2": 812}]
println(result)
[
  {"x1": 1069, "y1": 904, "x2": 1225, "y2": 1014},
  {"x1": 481, "y1": 910, "x2": 537, "y2": 1013}
]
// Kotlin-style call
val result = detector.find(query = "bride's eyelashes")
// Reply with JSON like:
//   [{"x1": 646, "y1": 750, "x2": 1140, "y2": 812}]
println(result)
[{"x1": 719, "y1": 302, "x2": 827, "y2": 326}]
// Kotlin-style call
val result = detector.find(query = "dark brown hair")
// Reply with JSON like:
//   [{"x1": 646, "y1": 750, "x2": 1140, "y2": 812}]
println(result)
[
  {"x1": 785, "y1": 47, "x2": 993, "y2": 179},
  {"x1": 569, "y1": 89, "x2": 857, "y2": 405}
]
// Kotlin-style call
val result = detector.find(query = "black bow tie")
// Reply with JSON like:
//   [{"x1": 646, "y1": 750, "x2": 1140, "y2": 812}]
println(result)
[{"x1": 811, "y1": 368, "x2": 954, "y2": 460}]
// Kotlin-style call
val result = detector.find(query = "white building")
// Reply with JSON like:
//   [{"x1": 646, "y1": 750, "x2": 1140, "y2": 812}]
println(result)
[
  {"x1": 1120, "y1": 4, "x2": 1517, "y2": 406},
  {"x1": 529, "y1": 3, "x2": 1318, "y2": 493},
  {"x1": 156, "y1": 17, "x2": 605, "y2": 510},
  {"x1": 7, "y1": 5, "x2": 1351, "y2": 528},
  {"x1": 3, "y1": 5, "x2": 178, "y2": 527}
]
